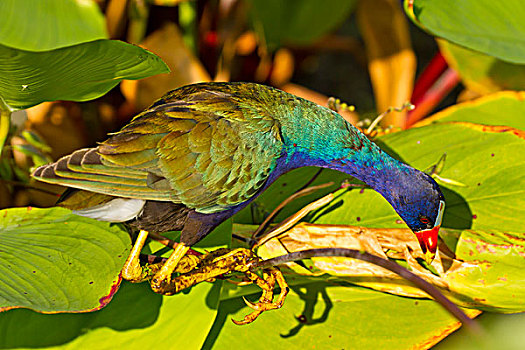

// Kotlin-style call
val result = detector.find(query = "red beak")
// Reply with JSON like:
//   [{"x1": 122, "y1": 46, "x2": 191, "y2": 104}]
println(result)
[
  {"x1": 415, "y1": 200, "x2": 445, "y2": 263},
  {"x1": 415, "y1": 225, "x2": 440, "y2": 263}
]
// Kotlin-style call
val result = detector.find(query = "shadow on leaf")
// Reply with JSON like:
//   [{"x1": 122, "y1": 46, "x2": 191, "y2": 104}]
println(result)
[{"x1": 0, "y1": 281, "x2": 162, "y2": 349}]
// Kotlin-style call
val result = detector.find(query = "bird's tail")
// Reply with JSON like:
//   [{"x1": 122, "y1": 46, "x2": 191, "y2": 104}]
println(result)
[{"x1": 32, "y1": 148, "x2": 172, "y2": 201}]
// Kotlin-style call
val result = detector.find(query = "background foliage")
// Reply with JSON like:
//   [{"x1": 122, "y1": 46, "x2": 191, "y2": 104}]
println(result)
[{"x1": 0, "y1": 0, "x2": 524, "y2": 349}]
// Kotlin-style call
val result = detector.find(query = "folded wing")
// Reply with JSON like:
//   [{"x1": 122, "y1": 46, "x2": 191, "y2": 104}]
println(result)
[{"x1": 33, "y1": 84, "x2": 284, "y2": 214}]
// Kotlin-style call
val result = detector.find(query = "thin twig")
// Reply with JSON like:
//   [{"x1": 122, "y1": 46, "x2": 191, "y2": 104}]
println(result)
[
  {"x1": 232, "y1": 233, "x2": 253, "y2": 245},
  {"x1": 254, "y1": 248, "x2": 483, "y2": 335},
  {"x1": 253, "y1": 193, "x2": 334, "y2": 248},
  {"x1": 297, "y1": 168, "x2": 325, "y2": 192},
  {"x1": 251, "y1": 181, "x2": 334, "y2": 240}
]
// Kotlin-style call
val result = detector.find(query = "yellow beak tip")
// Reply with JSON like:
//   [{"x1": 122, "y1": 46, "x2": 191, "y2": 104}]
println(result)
[{"x1": 424, "y1": 251, "x2": 436, "y2": 265}]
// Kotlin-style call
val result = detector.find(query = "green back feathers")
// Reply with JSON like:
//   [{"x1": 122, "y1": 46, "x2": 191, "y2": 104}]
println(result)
[{"x1": 33, "y1": 83, "x2": 289, "y2": 213}]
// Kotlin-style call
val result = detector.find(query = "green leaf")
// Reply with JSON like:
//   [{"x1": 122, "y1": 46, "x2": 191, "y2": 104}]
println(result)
[
  {"x1": 11, "y1": 143, "x2": 52, "y2": 167},
  {"x1": 406, "y1": 0, "x2": 525, "y2": 64},
  {"x1": 435, "y1": 312, "x2": 525, "y2": 350},
  {"x1": 0, "y1": 40, "x2": 170, "y2": 110},
  {"x1": 419, "y1": 91, "x2": 525, "y2": 131},
  {"x1": 0, "y1": 0, "x2": 107, "y2": 51},
  {"x1": 438, "y1": 40, "x2": 525, "y2": 94},
  {"x1": 248, "y1": 0, "x2": 357, "y2": 49},
  {"x1": 0, "y1": 207, "x2": 130, "y2": 313},
  {"x1": 0, "y1": 220, "x2": 232, "y2": 349},
  {"x1": 21, "y1": 130, "x2": 52, "y2": 153},
  {"x1": 444, "y1": 229, "x2": 525, "y2": 312},
  {"x1": 205, "y1": 282, "x2": 474, "y2": 350}
]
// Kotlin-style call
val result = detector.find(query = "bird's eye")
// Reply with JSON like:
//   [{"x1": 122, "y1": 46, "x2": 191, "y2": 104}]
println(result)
[{"x1": 419, "y1": 217, "x2": 430, "y2": 224}]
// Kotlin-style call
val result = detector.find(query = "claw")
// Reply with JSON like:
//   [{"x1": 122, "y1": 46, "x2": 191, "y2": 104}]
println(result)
[
  {"x1": 231, "y1": 266, "x2": 290, "y2": 324},
  {"x1": 232, "y1": 310, "x2": 263, "y2": 326},
  {"x1": 242, "y1": 296, "x2": 264, "y2": 311}
]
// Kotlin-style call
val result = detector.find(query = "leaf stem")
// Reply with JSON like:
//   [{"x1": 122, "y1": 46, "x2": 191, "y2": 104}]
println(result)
[
  {"x1": 0, "y1": 97, "x2": 12, "y2": 156},
  {"x1": 254, "y1": 248, "x2": 484, "y2": 335}
]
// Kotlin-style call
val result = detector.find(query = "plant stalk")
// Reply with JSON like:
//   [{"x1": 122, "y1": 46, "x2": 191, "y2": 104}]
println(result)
[{"x1": 254, "y1": 248, "x2": 484, "y2": 336}]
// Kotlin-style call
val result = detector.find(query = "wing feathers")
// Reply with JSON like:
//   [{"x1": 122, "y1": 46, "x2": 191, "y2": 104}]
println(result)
[{"x1": 33, "y1": 83, "x2": 287, "y2": 212}]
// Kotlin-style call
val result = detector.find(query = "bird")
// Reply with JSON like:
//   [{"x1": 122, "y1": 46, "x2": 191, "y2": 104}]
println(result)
[{"x1": 32, "y1": 81, "x2": 445, "y2": 300}]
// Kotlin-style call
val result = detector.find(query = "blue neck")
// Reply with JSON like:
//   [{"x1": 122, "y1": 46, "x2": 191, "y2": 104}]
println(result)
[{"x1": 271, "y1": 148, "x2": 416, "y2": 213}]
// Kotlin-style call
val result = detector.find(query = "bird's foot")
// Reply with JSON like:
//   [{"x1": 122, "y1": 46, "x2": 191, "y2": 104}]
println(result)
[
  {"x1": 121, "y1": 233, "x2": 289, "y2": 324},
  {"x1": 150, "y1": 247, "x2": 259, "y2": 295},
  {"x1": 148, "y1": 247, "x2": 290, "y2": 325},
  {"x1": 233, "y1": 267, "x2": 289, "y2": 325},
  {"x1": 121, "y1": 231, "x2": 199, "y2": 283}
]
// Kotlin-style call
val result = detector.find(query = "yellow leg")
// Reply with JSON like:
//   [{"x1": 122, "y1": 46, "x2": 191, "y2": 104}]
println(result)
[
  {"x1": 150, "y1": 243, "x2": 190, "y2": 294},
  {"x1": 121, "y1": 230, "x2": 150, "y2": 282},
  {"x1": 163, "y1": 248, "x2": 257, "y2": 294}
]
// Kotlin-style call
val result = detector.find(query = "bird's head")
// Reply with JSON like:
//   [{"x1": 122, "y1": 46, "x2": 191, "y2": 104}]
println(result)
[{"x1": 387, "y1": 170, "x2": 445, "y2": 263}]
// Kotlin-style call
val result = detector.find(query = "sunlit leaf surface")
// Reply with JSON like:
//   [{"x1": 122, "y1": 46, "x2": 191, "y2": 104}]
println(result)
[
  {"x1": 0, "y1": 207, "x2": 129, "y2": 313},
  {"x1": 438, "y1": 40, "x2": 525, "y2": 94},
  {"x1": 0, "y1": 221, "x2": 231, "y2": 349},
  {"x1": 417, "y1": 91, "x2": 525, "y2": 131},
  {"x1": 407, "y1": 0, "x2": 525, "y2": 64},
  {"x1": 0, "y1": 0, "x2": 107, "y2": 51},
  {"x1": 207, "y1": 282, "x2": 478, "y2": 350},
  {"x1": 0, "y1": 40, "x2": 169, "y2": 110}
]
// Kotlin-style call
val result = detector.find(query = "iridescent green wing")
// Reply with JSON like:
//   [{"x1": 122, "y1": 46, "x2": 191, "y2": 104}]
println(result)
[
  {"x1": 33, "y1": 84, "x2": 285, "y2": 210},
  {"x1": 126, "y1": 85, "x2": 285, "y2": 213}
]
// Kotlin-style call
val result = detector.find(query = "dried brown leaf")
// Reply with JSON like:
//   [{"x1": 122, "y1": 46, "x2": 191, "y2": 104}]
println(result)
[{"x1": 259, "y1": 223, "x2": 456, "y2": 298}]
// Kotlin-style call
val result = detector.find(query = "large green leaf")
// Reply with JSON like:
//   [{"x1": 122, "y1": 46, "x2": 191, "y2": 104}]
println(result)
[
  {"x1": 418, "y1": 92, "x2": 525, "y2": 131},
  {"x1": 0, "y1": 0, "x2": 107, "y2": 51},
  {"x1": 444, "y1": 229, "x2": 525, "y2": 312},
  {"x1": 0, "y1": 207, "x2": 129, "y2": 313},
  {"x1": 248, "y1": 0, "x2": 357, "y2": 49},
  {"x1": 205, "y1": 282, "x2": 476, "y2": 350},
  {"x1": 0, "y1": 220, "x2": 231, "y2": 349},
  {"x1": 438, "y1": 40, "x2": 525, "y2": 94},
  {"x1": 0, "y1": 40, "x2": 169, "y2": 110},
  {"x1": 406, "y1": 0, "x2": 525, "y2": 64}
]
